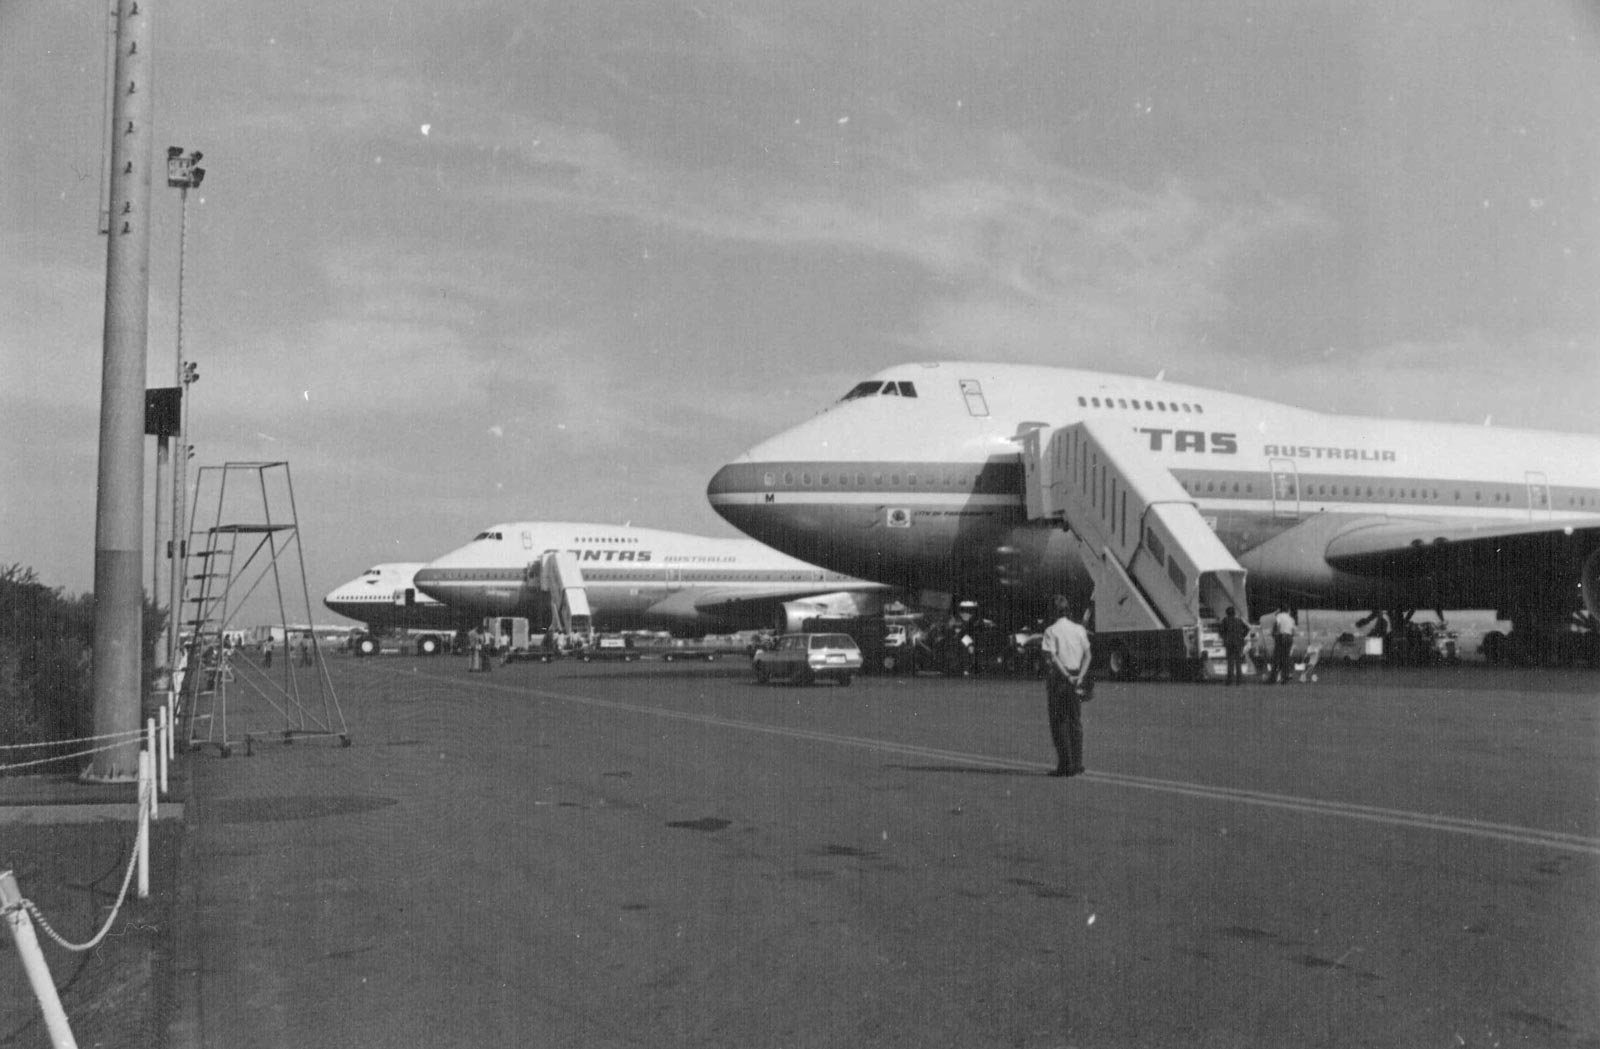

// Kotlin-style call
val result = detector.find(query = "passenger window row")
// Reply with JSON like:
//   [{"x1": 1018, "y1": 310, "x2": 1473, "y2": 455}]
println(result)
[{"x1": 1077, "y1": 395, "x2": 1202, "y2": 414}]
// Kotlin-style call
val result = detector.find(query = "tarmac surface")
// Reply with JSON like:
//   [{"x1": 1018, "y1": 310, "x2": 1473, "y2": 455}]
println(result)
[{"x1": 11, "y1": 654, "x2": 1598, "y2": 1048}]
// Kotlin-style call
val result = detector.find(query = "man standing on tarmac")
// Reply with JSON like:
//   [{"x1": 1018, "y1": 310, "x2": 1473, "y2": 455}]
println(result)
[
  {"x1": 1219, "y1": 605, "x2": 1249, "y2": 685},
  {"x1": 1041, "y1": 595, "x2": 1092, "y2": 778},
  {"x1": 1269, "y1": 605, "x2": 1298, "y2": 684}
]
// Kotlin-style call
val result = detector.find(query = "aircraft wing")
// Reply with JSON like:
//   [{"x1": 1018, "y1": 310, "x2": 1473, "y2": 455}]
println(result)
[{"x1": 1323, "y1": 517, "x2": 1600, "y2": 592}]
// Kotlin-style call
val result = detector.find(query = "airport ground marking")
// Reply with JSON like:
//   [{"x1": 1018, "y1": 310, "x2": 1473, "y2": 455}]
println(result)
[{"x1": 385, "y1": 665, "x2": 1600, "y2": 857}]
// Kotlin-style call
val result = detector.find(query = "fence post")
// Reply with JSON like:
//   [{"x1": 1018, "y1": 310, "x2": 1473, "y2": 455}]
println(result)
[
  {"x1": 137, "y1": 753, "x2": 151, "y2": 899},
  {"x1": 145, "y1": 719, "x2": 159, "y2": 818},
  {"x1": 157, "y1": 705, "x2": 170, "y2": 795},
  {"x1": 0, "y1": 871, "x2": 79, "y2": 1049}
]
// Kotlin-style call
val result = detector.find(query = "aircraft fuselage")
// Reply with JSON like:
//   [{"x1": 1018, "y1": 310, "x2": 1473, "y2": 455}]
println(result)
[{"x1": 707, "y1": 362, "x2": 1600, "y2": 620}]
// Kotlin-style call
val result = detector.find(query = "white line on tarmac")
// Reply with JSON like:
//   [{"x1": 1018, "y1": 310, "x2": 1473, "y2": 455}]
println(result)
[{"x1": 392, "y1": 666, "x2": 1600, "y2": 857}]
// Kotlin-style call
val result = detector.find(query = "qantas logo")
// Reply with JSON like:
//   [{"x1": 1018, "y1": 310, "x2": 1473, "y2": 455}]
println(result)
[
  {"x1": 1139, "y1": 429, "x2": 1238, "y2": 454},
  {"x1": 566, "y1": 548, "x2": 652, "y2": 562}
]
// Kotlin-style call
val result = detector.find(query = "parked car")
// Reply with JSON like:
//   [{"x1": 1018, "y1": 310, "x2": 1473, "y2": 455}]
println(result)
[{"x1": 753, "y1": 632, "x2": 862, "y2": 686}]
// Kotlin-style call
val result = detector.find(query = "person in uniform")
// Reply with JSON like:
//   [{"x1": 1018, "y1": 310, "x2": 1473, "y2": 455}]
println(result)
[
  {"x1": 1219, "y1": 606, "x2": 1249, "y2": 685},
  {"x1": 1040, "y1": 595, "x2": 1092, "y2": 777}
]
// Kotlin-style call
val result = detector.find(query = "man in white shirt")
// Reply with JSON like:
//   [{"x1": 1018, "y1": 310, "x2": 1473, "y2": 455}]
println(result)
[
  {"x1": 1269, "y1": 605, "x2": 1297, "y2": 684},
  {"x1": 1041, "y1": 595, "x2": 1092, "y2": 777}
]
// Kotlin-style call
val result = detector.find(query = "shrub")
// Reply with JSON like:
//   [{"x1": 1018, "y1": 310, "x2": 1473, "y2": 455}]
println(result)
[{"x1": 0, "y1": 564, "x2": 161, "y2": 764}]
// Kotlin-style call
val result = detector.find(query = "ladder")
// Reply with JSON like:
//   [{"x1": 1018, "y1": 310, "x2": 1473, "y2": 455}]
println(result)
[
  {"x1": 177, "y1": 462, "x2": 350, "y2": 755},
  {"x1": 528, "y1": 550, "x2": 593, "y2": 645},
  {"x1": 1021, "y1": 419, "x2": 1249, "y2": 676}
]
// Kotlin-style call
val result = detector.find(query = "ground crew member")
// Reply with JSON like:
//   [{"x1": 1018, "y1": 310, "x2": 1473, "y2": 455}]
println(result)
[
  {"x1": 1041, "y1": 595, "x2": 1091, "y2": 777},
  {"x1": 1219, "y1": 606, "x2": 1249, "y2": 685},
  {"x1": 1269, "y1": 605, "x2": 1297, "y2": 684}
]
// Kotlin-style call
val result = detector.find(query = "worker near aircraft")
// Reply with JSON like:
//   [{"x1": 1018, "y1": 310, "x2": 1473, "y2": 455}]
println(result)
[
  {"x1": 1268, "y1": 605, "x2": 1298, "y2": 684},
  {"x1": 1219, "y1": 606, "x2": 1250, "y2": 686},
  {"x1": 1041, "y1": 596, "x2": 1092, "y2": 778}
]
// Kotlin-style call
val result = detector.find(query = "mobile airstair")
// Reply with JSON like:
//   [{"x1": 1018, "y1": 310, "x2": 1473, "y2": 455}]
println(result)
[
  {"x1": 1021, "y1": 419, "x2": 1249, "y2": 679},
  {"x1": 532, "y1": 550, "x2": 594, "y2": 645},
  {"x1": 177, "y1": 462, "x2": 349, "y2": 754}
]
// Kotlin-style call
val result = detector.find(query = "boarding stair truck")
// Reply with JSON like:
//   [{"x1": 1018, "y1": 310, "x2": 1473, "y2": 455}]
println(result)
[
  {"x1": 535, "y1": 549, "x2": 594, "y2": 652},
  {"x1": 1022, "y1": 418, "x2": 1250, "y2": 681}
]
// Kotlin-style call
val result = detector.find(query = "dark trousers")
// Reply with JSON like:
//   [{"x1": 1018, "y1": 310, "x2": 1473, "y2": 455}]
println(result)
[
  {"x1": 1224, "y1": 646, "x2": 1244, "y2": 685},
  {"x1": 1270, "y1": 636, "x2": 1293, "y2": 683},
  {"x1": 1046, "y1": 671, "x2": 1083, "y2": 772}
]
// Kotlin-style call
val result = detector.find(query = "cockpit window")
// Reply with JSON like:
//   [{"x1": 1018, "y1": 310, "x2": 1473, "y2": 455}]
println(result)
[
  {"x1": 838, "y1": 380, "x2": 917, "y2": 402},
  {"x1": 472, "y1": 531, "x2": 503, "y2": 541}
]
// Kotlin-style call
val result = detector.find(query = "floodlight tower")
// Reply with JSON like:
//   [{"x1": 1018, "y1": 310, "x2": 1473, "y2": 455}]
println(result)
[
  {"x1": 85, "y1": 0, "x2": 155, "y2": 782},
  {"x1": 157, "y1": 148, "x2": 205, "y2": 680}
]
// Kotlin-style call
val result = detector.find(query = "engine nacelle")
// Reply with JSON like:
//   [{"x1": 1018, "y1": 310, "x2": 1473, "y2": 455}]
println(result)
[{"x1": 776, "y1": 591, "x2": 887, "y2": 634}]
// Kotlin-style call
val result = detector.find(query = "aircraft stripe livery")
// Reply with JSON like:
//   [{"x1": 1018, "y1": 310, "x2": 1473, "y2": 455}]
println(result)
[
  {"x1": 707, "y1": 361, "x2": 1600, "y2": 662},
  {"x1": 407, "y1": 521, "x2": 889, "y2": 636}
]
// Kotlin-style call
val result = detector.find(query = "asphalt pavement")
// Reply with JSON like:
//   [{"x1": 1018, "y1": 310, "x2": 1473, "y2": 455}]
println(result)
[{"x1": 163, "y1": 655, "x2": 1599, "y2": 1048}]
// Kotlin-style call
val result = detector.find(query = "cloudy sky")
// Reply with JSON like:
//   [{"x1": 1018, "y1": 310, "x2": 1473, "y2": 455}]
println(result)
[{"x1": 4, "y1": 0, "x2": 1599, "y2": 618}]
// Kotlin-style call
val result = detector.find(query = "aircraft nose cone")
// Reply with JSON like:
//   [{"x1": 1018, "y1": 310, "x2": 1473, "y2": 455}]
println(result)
[
  {"x1": 412, "y1": 567, "x2": 446, "y2": 601},
  {"x1": 706, "y1": 461, "x2": 741, "y2": 502},
  {"x1": 706, "y1": 460, "x2": 763, "y2": 530}
]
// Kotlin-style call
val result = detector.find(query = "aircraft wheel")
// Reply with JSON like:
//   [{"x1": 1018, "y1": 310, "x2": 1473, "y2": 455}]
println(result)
[
  {"x1": 1106, "y1": 644, "x2": 1137, "y2": 681},
  {"x1": 418, "y1": 635, "x2": 440, "y2": 656},
  {"x1": 837, "y1": 673, "x2": 853, "y2": 687},
  {"x1": 663, "y1": 653, "x2": 676, "y2": 663},
  {"x1": 357, "y1": 637, "x2": 379, "y2": 657},
  {"x1": 798, "y1": 666, "x2": 815, "y2": 687},
  {"x1": 1480, "y1": 630, "x2": 1506, "y2": 665},
  {"x1": 754, "y1": 664, "x2": 769, "y2": 684}
]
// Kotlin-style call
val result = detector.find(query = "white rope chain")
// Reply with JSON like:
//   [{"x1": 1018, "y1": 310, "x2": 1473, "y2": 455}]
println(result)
[
  {"x1": 0, "y1": 738, "x2": 146, "y2": 774},
  {"x1": 0, "y1": 728, "x2": 145, "y2": 751},
  {"x1": 7, "y1": 780, "x2": 150, "y2": 952}
]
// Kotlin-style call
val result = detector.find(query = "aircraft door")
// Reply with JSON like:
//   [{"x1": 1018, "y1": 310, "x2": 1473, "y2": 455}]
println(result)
[
  {"x1": 665, "y1": 566, "x2": 683, "y2": 591},
  {"x1": 959, "y1": 379, "x2": 990, "y2": 417},
  {"x1": 1268, "y1": 458, "x2": 1300, "y2": 518},
  {"x1": 1525, "y1": 471, "x2": 1552, "y2": 521},
  {"x1": 521, "y1": 530, "x2": 534, "y2": 551}
]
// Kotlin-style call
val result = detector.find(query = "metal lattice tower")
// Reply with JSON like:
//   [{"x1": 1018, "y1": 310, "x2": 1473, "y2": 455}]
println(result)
[{"x1": 177, "y1": 462, "x2": 350, "y2": 755}]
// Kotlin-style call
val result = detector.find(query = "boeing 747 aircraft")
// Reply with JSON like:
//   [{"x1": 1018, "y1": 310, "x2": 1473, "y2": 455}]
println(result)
[
  {"x1": 707, "y1": 361, "x2": 1600, "y2": 664},
  {"x1": 411, "y1": 521, "x2": 889, "y2": 636},
  {"x1": 323, "y1": 563, "x2": 480, "y2": 632}
]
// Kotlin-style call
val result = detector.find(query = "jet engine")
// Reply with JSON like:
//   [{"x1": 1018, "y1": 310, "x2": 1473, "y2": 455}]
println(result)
[{"x1": 776, "y1": 591, "x2": 887, "y2": 634}]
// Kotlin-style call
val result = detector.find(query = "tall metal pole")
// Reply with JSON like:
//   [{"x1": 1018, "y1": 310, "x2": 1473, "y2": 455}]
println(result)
[
  {"x1": 85, "y1": 0, "x2": 154, "y2": 782},
  {"x1": 159, "y1": 153, "x2": 201, "y2": 681},
  {"x1": 152, "y1": 433, "x2": 169, "y2": 683},
  {"x1": 172, "y1": 359, "x2": 197, "y2": 674}
]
